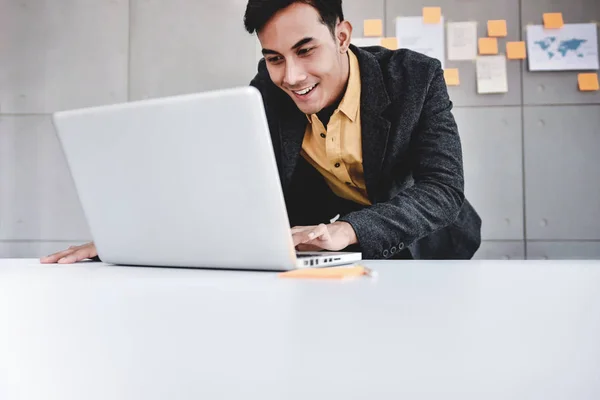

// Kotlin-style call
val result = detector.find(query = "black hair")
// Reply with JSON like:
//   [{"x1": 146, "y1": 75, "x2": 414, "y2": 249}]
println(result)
[{"x1": 244, "y1": 0, "x2": 344, "y2": 36}]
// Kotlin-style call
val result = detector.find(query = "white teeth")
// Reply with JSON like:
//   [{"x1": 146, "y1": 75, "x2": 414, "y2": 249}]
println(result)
[{"x1": 294, "y1": 85, "x2": 316, "y2": 95}]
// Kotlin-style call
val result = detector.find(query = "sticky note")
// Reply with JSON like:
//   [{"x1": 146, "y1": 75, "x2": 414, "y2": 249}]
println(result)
[
  {"x1": 380, "y1": 37, "x2": 398, "y2": 50},
  {"x1": 487, "y1": 20, "x2": 507, "y2": 37},
  {"x1": 543, "y1": 13, "x2": 564, "y2": 29},
  {"x1": 363, "y1": 19, "x2": 383, "y2": 37},
  {"x1": 478, "y1": 37, "x2": 499, "y2": 55},
  {"x1": 423, "y1": 7, "x2": 442, "y2": 24},
  {"x1": 278, "y1": 265, "x2": 373, "y2": 280},
  {"x1": 444, "y1": 68, "x2": 460, "y2": 86},
  {"x1": 578, "y1": 73, "x2": 599, "y2": 91},
  {"x1": 506, "y1": 41, "x2": 527, "y2": 59}
]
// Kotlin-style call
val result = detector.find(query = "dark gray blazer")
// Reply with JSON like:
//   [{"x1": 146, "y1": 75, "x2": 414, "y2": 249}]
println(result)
[{"x1": 249, "y1": 44, "x2": 482, "y2": 260}]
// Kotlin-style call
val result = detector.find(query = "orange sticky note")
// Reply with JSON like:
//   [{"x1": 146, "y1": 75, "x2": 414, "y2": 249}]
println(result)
[
  {"x1": 444, "y1": 68, "x2": 460, "y2": 86},
  {"x1": 363, "y1": 19, "x2": 383, "y2": 37},
  {"x1": 543, "y1": 13, "x2": 564, "y2": 29},
  {"x1": 487, "y1": 20, "x2": 507, "y2": 37},
  {"x1": 380, "y1": 37, "x2": 398, "y2": 50},
  {"x1": 578, "y1": 73, "x2": 599, "y2": 91},
  {"x1": 278, "y1": 265, "x2": 373, "y2": 280},
  {"x1": 423, "y1": 7, "x2": 442, "y2": 24},
  {"x1": 478, "y1": 37, "x2": 499, "y2": 55},
  {"x1": 506, "y1": 41, "x2": 527, "y2": 59}
]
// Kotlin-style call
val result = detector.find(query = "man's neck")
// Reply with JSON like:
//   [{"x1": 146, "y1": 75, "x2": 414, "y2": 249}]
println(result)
[
  {"x1": 317, "y1": 52, "x2": 351, "y2": 126},
  {"x1": 330, "y1": 51, "x2": 351, "y2": 108}
]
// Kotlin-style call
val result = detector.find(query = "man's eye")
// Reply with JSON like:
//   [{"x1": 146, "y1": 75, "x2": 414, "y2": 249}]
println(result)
[
  {"x1": 298, "y1": 47, "x2": 314, "y2": 56},
  {"x1": 267, "y1": 56, "x2": 283, "y2": 64}
]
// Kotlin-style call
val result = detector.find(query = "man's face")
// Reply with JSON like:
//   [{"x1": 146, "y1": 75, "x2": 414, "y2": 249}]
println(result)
[{"x1": 257, "y1": 3, "x2": 350, "y2": 115}]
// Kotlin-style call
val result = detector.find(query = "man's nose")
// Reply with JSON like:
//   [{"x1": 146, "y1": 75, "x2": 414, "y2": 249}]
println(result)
[{"x1": 283, "y1": 61, "x2": 307, "y2": 87}]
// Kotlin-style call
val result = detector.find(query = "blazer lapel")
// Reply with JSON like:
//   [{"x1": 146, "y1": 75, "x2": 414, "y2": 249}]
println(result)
[{"x1": 353, "y1": 45, "x2": 392, "y2": 203}]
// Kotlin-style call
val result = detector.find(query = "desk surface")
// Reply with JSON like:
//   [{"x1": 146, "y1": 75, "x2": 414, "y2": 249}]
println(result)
[{"x1": 1, "y1": 259, "x2": 599, "y2": 400}]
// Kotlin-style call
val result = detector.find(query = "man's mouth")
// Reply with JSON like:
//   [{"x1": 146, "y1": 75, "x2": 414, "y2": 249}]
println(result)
[{"x1": 292, "y1": 83, "x2": 318, "y2": 96}]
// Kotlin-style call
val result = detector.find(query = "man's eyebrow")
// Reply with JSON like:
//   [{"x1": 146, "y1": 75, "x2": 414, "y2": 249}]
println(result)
[
  {"x1": 261, "y1": 37, "x2": 315, "y2": 55},
  {"x1": 291, "y1": 37, "x2": 314, "y2": 49}
]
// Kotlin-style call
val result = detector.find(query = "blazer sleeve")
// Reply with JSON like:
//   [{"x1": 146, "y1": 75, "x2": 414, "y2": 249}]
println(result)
[{"x1": 338, "y1": 61, "x2": 465, "y2": 259}]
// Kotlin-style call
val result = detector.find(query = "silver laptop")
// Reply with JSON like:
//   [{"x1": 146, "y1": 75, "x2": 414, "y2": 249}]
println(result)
[{"x1": 52, "y1": 86, "x2": 362, "y2": 270}]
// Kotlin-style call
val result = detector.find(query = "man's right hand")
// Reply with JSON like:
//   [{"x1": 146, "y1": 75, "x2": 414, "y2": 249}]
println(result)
[{"x1": 40, "y1": 242, "x2": 98, "y2": 264}]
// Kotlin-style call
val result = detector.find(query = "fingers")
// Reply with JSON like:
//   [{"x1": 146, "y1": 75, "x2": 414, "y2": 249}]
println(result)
[
  {"x1": 40, "y1": 243, "x2": 97, "y2": 264},
  {"x1": 40, "y1": 248, "x2": 76, "y2": 264},
  {"x1": 310, "y1": 224, "x2": 329, "y2": 241},
  {"x1": 290, "y1": 226, "x2": 309, "y2": 234},
  {"x1": 292, "y1": 224, "x2": 330, "y2": 246},
  {"x1": 58, "y1": 246, "x2": 97, "y2": 264}
]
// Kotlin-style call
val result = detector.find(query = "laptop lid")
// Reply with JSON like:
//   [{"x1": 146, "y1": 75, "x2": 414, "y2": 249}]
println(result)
[{"x1": 52, "y1": 87, "x2": 300, "y2": 270}]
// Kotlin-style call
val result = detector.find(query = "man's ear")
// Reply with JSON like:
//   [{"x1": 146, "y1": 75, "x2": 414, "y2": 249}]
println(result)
[{"x1": 336, "y1": 20, "x2": 353, "y2": 53}]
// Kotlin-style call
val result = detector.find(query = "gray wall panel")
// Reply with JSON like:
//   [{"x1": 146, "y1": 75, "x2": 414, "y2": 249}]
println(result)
[
  {"x1": 385, "y1": 0, "x2": 522, "y2": 107},
  {"x1": 521, "y1": 0, "x2": 600, "y2": 105},
  {"x1": 130, "y1": 0, "x2": 257, "y2": 100},
  {"x1": 473, "y1": 241, "x2": 525, "y2": 260},
  {"x1": 527, "y1": 241, "x2": 600, "y2": 260},
  {"x1": 454, "y1": 108, "x2": 524, "y2": 240},
  {"x1": 0, "y1": 116, "x2": 91, "y2": 241},
  {"x1": 2, "y1": 0, "x2": 600, "y2": 259},
  {"x1": 343, "y1": 0, "x2": 385, "y2": 33},
  {"x1": 524, "y1": 106, "x2": 600, "y2": 240},
  {"x1": 0, "y1": 0, "x2": 128, "y2": 113}
]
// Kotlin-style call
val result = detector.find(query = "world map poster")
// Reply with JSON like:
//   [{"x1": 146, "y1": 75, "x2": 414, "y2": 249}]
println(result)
[{"x1": 526, "y1": 23, "x2": 599, "y2": 71}]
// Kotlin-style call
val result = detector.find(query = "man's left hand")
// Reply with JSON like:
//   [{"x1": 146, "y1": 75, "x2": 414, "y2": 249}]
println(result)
[{"x1": 291, "y1": 222, "x2": 358, "y2": 251}]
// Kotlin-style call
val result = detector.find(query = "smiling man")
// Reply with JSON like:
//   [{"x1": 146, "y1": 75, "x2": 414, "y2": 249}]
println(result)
[
  {"x1": 42, "y1": 0, "x2": 481, "y2": 264},
  {"x1": 246, "y1": 0, "x2": 481, "y2": 259}
]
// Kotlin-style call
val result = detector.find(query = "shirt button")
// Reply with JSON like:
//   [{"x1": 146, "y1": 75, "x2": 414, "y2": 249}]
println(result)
[
  {"x1": 334, "y1": 163, "x2": 341, "y2": 168},
  {"x1": 320, "y1": 133, "x2": 326, "y2": 138}
]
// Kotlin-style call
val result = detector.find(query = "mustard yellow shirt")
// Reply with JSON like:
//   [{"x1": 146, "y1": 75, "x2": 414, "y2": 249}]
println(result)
[{"x1": 300, "y1": 49, "x2": 371, "y2": 206}]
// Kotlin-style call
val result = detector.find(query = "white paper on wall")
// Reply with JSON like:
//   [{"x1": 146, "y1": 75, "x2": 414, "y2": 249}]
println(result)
[
  {"x1": 447, "y1": 21, "x2": 478, "y2": 61},
  {"x1": 476, "y1": 55, "x2": 508, "y2": 94},
  {"x1": 396, "y1": 16, "x2": 445, "y2": 68},
  {"x1": 527, "y1": 23, "x2": 599, "y2": 71}
]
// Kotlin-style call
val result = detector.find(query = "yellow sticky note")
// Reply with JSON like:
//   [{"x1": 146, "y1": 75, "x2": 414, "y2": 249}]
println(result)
[
  {"x1": 380, "y1": 37, "x2": 398, "y2": 50},
  {"x1": 543, "y1": 13, "x2": 564, "y2": 29},
  {"x1": 478, "y1": 37, "x2": 499, "y2": 55},
  {"x1": 444, "y1": 68, "x2": 460, "y2": 86},
  {"x1": 578, "y1": 73, "x2": 599, "y2": 91},
  {"x1": 363, "y1": 19, "x2": 383, "y2": 37},
  {"x1": 278, "y1": 265, "x2": 373, "y2": 280},
  {"x1": 487, "y1": 20, "x2": 508, "y2": 37},
  {"x1": 423, "y1": 7, "x2": 442, "y2": 24},
  {"x1": 506, "y1": 41, "x2": 527, "y2": 59}
]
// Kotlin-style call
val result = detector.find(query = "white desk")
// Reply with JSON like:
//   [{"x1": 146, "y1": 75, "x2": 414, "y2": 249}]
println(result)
[{"x1": 1, "y1": 259, "x2": 599, "y2": 400}]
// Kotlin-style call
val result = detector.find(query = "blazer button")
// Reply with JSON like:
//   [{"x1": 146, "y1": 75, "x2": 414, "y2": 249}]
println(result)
[
  {"x1": 390, "y1": 246, "x2": 397, "y2": 254},
  {"x1": 383, "y1": 249, "x2": 389, "y2": 258}
]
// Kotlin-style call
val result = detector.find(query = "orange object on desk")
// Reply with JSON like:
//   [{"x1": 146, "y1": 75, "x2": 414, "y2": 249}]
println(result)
[{"x1": 278, "y1": 265, "x2": 373, "y2": 279}]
